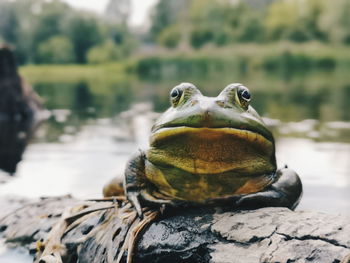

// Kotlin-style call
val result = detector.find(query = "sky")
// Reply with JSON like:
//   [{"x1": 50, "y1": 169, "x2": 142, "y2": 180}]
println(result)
[{"x1": 61, "y1": 0, "x2": 158, "y2": 27}]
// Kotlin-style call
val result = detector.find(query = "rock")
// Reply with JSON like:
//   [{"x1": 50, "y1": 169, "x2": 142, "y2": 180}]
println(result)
[
  {"x1": 0, "y1": 195, "x2": 32, "y2": 217},
  {"x1": 0, "y1": 196, "x2": 349, "y2": 263},
  {"x1": 135, "y1": 207, "x2": 350, "y2": 263},
  {"x1": 0, "y1": 195, "x2": 77, "y2": 256}
]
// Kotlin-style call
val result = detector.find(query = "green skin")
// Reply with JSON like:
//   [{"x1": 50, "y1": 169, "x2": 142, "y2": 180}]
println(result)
[{"x1": 121, "y1": 83, "x2": 302, "y2": 217}]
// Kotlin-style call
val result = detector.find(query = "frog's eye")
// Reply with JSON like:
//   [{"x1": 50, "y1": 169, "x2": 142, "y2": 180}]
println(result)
[
  {"x1": 170, "y1": 88, "x2": 181, "y2": 98},
  {"x1": 236, "y1": 86, "x2": 251, "y2": 109},
  {"x1": 170, "y1": 87, "x2": 183, "y2": 106}
]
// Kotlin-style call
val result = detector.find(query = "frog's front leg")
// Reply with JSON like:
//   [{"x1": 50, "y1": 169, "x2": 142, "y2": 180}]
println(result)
[
  {"x1": 124, "y1": 151, "x2": 177, "y2": 217},
  {"x1": 235, "y1": 168, "x2": 302, "y2": 210},
  {"x1": 123, "y1": 151, "x2": 148, "y2": 217}
]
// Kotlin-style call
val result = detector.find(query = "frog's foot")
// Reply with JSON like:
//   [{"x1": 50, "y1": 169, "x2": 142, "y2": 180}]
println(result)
[
  {"x1": 234, "y1": 168, "x2": 303, "y2": 210},
  {"x1": 128, "y1": 189, "x2": 187, "y2": 218},
  {"x1": 127, "y1": 191, "x2": 144, "y2": 218},
  {"x1": 103, "y1": 177, "x2": 124, "y2": 197}
]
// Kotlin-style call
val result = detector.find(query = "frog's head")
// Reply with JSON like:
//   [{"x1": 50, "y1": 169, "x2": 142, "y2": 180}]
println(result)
[{"x1": 149, "y1": 83, "x2": 276, "y2": 177}]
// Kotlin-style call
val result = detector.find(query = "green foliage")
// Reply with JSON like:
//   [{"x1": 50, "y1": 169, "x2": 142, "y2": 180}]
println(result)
[
  {"x1": 150, "y1": 0, "x2": 267, "y2": 49},
  {"x1": 31, "y1": 0, "x2": 69, "y2": 44},
  {"x1": 318, "y1": 0, "x2": 350, "y2": 43},
  {"x1": 150, "y1": 0, "x2": 188, "y2": 39},
  {"x1": 20, "y1": 63, "x2": 126, "y2": 84},
  {"x1": 189, "y1": 0, "x2": 229, "y2": 47},
  {"x1": 0, "y1": 2, "x2": 18, "y2": 44},
  {"x1": 157, "y1": 25, "x2": 181, "y2": 49},
  {"x1": 190, "y1": 27, "x2": 214, "y2": 49},
  {"x1": 0, "y1": 0, "x2": 135, "y2": 65},
  {"x1": 63, "y1": 14, "x2": 104, "y2": 64},
  {"x1": 148, "y1": 0, "x2": 350, "y2": 49},
  {"x1": 106, "y1": 24, "x2": 137, "y2": 57},
  {"x1": 265, "y1": 0, "x2": 325, "y2": 42},
  {"x1": 231, "y1": 9, "x2": 265, "y2": 42},
  {"x1": 2, "y1": 0, "x2": 350, "y2": 65},
  {"x1": 87, "y1": 41, "x2": 121, "y2": 64},
  {"x1": 37, "y1": 36, "x2": 75, "y2": 64}
]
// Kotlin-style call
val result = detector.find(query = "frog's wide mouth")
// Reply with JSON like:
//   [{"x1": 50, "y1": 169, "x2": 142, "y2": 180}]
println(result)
[
  {"x1": 150, "y1": 126, "x2": 273, "y2": 149},
  {"x1": 148, "y1": 126, "x2": 276, "y2": 175}
]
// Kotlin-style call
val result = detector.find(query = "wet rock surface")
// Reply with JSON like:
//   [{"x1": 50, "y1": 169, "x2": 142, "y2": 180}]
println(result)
[{"x1": 0, "y1": 196, "x2": 349, "y2": 263}]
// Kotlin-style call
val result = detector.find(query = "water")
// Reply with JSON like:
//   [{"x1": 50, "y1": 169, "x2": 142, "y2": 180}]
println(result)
[
  {"x1": 0, "y1": 120, "x2": 137, "y2": 198},
  {"x1": 1, "y1": 71, "x2": 350, "y2": 262},
  {"x1": 0, "y1": 240, "x2": 32, "y2": 263},
  {"x1": 276, "y1": 137, "x2": 350, "y2": 213}
]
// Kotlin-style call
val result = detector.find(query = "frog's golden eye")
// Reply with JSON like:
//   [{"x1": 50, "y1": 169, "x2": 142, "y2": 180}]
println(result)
[
  {"x1": 170, "y1": 87, "x2": 183, "y2": 106},
  {"x1": 236, "y1": 85, "x2": 251, "y2": 109}
]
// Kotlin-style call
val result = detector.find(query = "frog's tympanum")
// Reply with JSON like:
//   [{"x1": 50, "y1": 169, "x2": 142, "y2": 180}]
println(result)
[{"x1": 104, "y1": 83, "x2": 302, "y2": 217}]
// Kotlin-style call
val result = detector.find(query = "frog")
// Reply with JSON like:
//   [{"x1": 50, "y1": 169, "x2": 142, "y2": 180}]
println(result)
[{"x1": 104, "y1": 83, "x2": 302, "y2": 217}]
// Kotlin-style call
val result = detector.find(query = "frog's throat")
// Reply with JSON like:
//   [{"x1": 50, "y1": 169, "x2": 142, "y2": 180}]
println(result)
[
  {"x1": 148, "y1": 127, "x2": 276, "y2": 175},
  {"x1": 144, "y1": 161, "x2": 277, "y2": 202}
]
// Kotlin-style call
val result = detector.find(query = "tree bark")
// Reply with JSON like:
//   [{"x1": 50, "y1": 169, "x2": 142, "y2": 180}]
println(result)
[{"x1": 0, "y1": 46, "x2": 43, "y2": 174}]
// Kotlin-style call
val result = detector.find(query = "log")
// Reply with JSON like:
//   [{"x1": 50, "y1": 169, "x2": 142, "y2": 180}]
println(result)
[
  {"x1": 0, "y1": 46, "x2": 44, "y2": 175},
  {"x1": 1, "y1": 196, "x2": 350, "y2": 263}
]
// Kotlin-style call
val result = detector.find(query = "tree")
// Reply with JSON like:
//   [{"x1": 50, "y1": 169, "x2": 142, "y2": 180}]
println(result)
[
  {"x1": 157, "y1": 25, "x2": 181, "y2": 49},
  {"x1": 318, "y1": 0, "x2": 350, "y2": 44},
  {"x1": 31, "y1": 0, "x2": 71, "y2": 44},
  {"x1": 150, "y1": 0, "x2": 189, "y2": 40},
  {"x1": 188, "y1": 0, "x2": 263, "y2": 47},
  {"x1": 0, "y1": 2, "x2": 19, "y2": 45},
  {"x1": 37, "y1": 36, "x2": 75, "y2": 64},
  {"x1": 223, "y1": 1, "x2": 264, "y2": 43},
  {"x1": 63, "y1": 14, "x2": 104, "y2": 64},
  {"x1": 264, "y1": 0, "x2": 325, "y2": 42},
  {"x1": 1, "y1": 0, "x2": 133, "y2": 64},
  {"x1": 87, "y1": 41, "x2": 121, "y2": 64}
]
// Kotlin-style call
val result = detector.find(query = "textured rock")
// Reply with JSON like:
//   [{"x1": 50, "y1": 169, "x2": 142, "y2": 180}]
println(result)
[
  {"x1": 0, "y1": 195, "x2": 77, "y2": 256},
  {"x1": 0, "y1": 196, "x2": 350, "y2": 263},
  {"x1": 135, "y1": 207, "x2": 350, "y2": 263}
]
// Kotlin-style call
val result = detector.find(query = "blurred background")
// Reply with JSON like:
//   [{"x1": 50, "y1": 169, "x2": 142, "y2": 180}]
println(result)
[
  {"x1": 1, "y1": 0, "x2": 350, "y2": 255},
  {"x1": 1, "y1": 0, "x2": 350, "y2": 260}
]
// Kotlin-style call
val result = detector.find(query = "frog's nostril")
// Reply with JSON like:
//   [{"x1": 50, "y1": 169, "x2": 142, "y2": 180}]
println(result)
[
  {"x1": 190, "y1": 100, "x2": 198, "y2": 106},
  {"x1": 216, "y1": 100, "x2": 225, "y2": 107},
  {"x1": 203, "y1": 110, "x2": 212, "y2": 125}
]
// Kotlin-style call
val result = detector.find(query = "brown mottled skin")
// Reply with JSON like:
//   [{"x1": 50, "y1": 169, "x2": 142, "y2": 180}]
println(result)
[{"x1": 104, "y1": 83, "x2": 302, "y2": 217}]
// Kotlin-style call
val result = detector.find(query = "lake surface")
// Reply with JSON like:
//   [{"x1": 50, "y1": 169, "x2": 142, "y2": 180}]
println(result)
[{"x1": 1, "y1": 70, "x2": 350, "y2": 261}]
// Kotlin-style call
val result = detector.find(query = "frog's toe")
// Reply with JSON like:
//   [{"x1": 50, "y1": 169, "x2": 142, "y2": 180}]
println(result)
[
  {"x1": 234, "y1": 190, "x2": 283, "y2": 209},
  {"x1": 128, "y1": 191, "x2": 144, "y2": 218},
  {"x1": 139, "y1": 190, "x2": 173, "y2": 206}
]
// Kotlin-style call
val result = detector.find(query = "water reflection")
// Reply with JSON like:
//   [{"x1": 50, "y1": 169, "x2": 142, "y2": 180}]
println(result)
[
  {"x1": 73, "y1": 82, "x2": 94, "y2": 116},
  {"x1": 31, "y1": 72, "x2": 350, "y2": 143},
  {"x1": 32, "y1": 80, "x2": 135, "y2": 142}
]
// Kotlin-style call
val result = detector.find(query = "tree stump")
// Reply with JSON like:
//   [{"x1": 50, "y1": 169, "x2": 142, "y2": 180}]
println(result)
[{"x1": 0, "y1": 46, "x2": 44, "y2": 175}]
